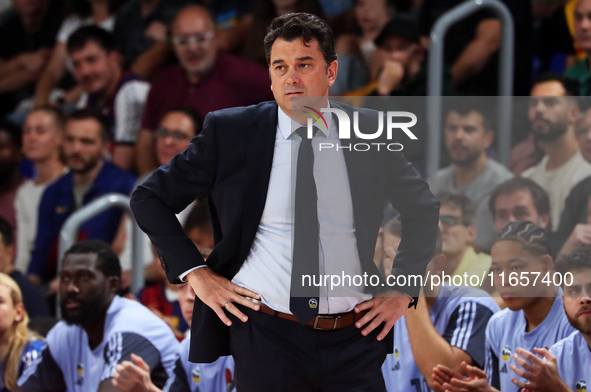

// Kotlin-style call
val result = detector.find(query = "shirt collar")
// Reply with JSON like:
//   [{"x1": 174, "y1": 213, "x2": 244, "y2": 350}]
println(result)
[{"x1": 277, "y1": 101, "x2": 332, "y2": 139}]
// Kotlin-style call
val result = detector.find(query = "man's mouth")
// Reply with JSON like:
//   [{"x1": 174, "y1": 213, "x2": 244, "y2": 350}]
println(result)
[{"x1": 64, "y1": 300, "x2": 82, "y2": 309}]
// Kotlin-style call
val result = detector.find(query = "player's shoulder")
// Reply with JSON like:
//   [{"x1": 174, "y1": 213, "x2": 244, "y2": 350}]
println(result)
[
  {"x1": 550, "y1": 331, "x2": 580, "y2": 356},
  {"x1": 440, "y1": 285, "x2": 499, "y2": 313},
  {"x1": 107, "y1": 297, "x2": 177, "y2": 339}
]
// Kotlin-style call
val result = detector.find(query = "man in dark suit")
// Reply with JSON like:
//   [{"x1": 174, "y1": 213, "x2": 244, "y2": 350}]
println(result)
[{"x1": 131, "y1": 12, "x2": 439, "y2": 392}]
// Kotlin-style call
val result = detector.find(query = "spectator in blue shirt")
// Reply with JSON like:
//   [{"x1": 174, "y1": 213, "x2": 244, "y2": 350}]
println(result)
[{"x1": 28, "y1": 108, "x2": 135, "y2": 286}]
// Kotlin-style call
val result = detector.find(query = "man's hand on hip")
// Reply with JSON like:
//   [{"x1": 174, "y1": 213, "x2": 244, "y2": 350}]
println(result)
[
  {"x1": 186, "y1": 267, "x2": 260, "y2": 326},
  {"x1": 353, "y1": 290, "x2": 411, "y2": 341}
]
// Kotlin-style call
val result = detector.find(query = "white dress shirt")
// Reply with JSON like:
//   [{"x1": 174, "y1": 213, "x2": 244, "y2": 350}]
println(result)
[{"x1": 231, "y1": 106, "x2": 370, "y2": 314}]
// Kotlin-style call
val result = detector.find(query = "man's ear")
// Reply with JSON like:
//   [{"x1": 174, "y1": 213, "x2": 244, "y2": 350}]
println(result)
[
  {"x1": 484, "y1": 129, "x2": 495, "y2": 150},
  {"x1": 467, "y1": 224, "x2": 477, "y2": 243},
  {"x1": 433, "y1": 253, "x2": 446, "y2": 274},
  {"x1": 327, "y1": 60, "x2": 338, "y2": 87},
  {"x1": 541, "y1": 254, "x2": 554, "y2": 273},
  {"x1": 107, "y1": 276, "x2": 121, "y2": 294}
]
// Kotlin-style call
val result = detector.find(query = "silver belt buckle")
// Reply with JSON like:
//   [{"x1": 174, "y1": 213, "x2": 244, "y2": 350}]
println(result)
[{"x1": 313, "y1": 315, "x2": 341, "y2": 330}]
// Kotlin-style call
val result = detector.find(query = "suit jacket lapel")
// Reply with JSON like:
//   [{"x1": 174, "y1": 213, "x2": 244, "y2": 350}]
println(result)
[{"x1": 239, "y1": 102, "x2": 279, "y2": 263}]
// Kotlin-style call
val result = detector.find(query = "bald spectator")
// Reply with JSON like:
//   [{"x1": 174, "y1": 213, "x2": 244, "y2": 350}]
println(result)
[
  {"x1": 0, "y1": 120, "x2": 23, "y2": 231},
  {"x1": 427, "y1": 99, "x2": 513, "y2": 253},
  {"x1": 136, "y1": 4, "x2": 273, "y2": 175},
  {"x1": 522, "y1": 74, "x2": 591, "y2": 231}
]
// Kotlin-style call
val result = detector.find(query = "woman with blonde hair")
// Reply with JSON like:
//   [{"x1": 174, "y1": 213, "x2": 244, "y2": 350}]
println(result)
[{"x1": 0, "y1": 273, "x2": 43, "y2": 391}]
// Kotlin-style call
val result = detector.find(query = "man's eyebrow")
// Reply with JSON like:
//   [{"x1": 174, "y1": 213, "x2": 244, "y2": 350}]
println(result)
[
  {"x1": 297, "y1": 56, "x2": 314, "y2": 62},
  {"x1": 272, "y1": 59, "x2": 285, "y2": 65}
]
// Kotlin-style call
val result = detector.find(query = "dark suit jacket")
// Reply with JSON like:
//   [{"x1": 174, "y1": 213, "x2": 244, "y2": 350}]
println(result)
[{"x1": 131, "y1": 100, "x2": 440, "y2": 363}]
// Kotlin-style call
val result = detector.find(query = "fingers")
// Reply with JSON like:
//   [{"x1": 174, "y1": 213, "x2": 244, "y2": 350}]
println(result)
[
  {"x1": 231, "y1": 293, "x2": 261, "y2": 312},
  {"x1": 131, "y1": 353, "x2": 150, "y2": 372},
  {"x1": 509, "y1": 363, "x2": 529, "y2": 379},
  {"x1": 233, "y1": 284, "x2": 261, "y2": 301},
  {"x1": 354, "y1": 299, "x2": 374, "y2": 313},
  {"x1": 512, "y1": 354, "x2": 534, "y2": 375},
  {"x1": 222, "y1": 301, "x2": 249, "y2": 323},
  {"x1": 212, "y1": 304, "x2": 233, "y2": 326},
  {"x1": 464, "y1": 363, "x2": 486, "y2": 378},
  {"x1": 376, "y1": 319, "x2": 396, "y2": 341},
  {"x1": 533, "y1": 347, "x2": 556, "y2": 362},
  {"x1": 511, "y1": 377, "x2": 529, "y2": 389},
  {"x1": 441, "y1": 381, "x2": 468, "y2": 392},
  {"x1": 515, "y1": 347, "x2": 543, "y2": 366}
]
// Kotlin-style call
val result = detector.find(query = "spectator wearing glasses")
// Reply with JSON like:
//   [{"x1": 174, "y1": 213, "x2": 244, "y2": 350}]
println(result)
[
  {"x1": 135, "y1": 4, "x2": 273, "y2": 175},
  {"x1": 436, "y1": 192, "x2": 492, "y2": 289}
]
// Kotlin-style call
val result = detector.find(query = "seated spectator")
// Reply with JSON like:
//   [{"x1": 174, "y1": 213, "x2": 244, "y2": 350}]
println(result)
[
  {"x1": 67, "y1": 26, "x2": 150, "y2": 171},
  {"x1": 489, "y1": 177, "x2": 551, "y2": 233},
  {"x1": 508, "y1": 245, "x2": 591, "y2": 392},
  {"x1": 17, "y1": 240, "x2": 180, "y2": 391},
  {"x1": 0, "y1": 216, "x2": 49, "y2": 319},
  {"x1": 15, "y1": 107, "x2": 66, "y2": 274},
  {"x1": 0, "y1": 272, "x2": 44, "y2": 391},
  {"x1": 522, "y1": 74, "x2": 591, "y2": 231},
  {"x1": 372, "y1": 17, "x2": 453, "y2": 97},
  {"x1": 241, "y1": 0, "x2": 324, "y2": 67},
  {"x1": 565, "y1": 0, "x2": 591, "y2": 95},
  {"x1": 113, "y1": 0, "x2": 180, "y2": 80},
  {"x1": 28, "y1": 109, "x2": 136, "y2": 286},
  {"x1": 0, "y1": 120, "x2": 23, "y2": 230},
  {"x1": 436, "y1": 192, "x2": 492, "y2": 288},
  {"x1": 432, "y1": 221, "x2": 576, "y2": 392},
  {"x1": 120, "y1": 107, "x2": 203, "y2": 281},
  {"x1": 113, "y1": 249, "x2": 236, "y2": 392},
  {"x1": 382, "y1": 228, "x2": 499, "y2": 392},
  {"x1": 428, "y1": 100, "x2": 513, "y2": 253},
  {"x1": 136, "y1": 4, "x2": 273, "y2": 175},
  {"x1": 0, "y1": 0, "x2": 62, "y2": 117},
  {"x1": 333, "y1": 0, "x2": 392, "y2": 94},
  {"x1": 33, "y1": 0, "x2": 119, "y2": 108}
]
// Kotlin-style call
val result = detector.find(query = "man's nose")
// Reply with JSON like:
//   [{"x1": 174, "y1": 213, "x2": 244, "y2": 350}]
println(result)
[
  {"x1": 66, "y1": 281, "x2": 79, "y2": 294},
  {"x1": 286, "y1": 68, "x2": 301, "y2": 85}
]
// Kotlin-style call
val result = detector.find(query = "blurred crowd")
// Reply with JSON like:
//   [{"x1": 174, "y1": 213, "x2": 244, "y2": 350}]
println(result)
[{"x1": 0, "y1": 0, "x2": 590, "y2": 391}]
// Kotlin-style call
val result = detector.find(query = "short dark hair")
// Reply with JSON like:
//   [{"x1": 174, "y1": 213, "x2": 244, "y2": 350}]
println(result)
[
  {"x1": 444, "y1": 98, "x2": 495, "y2": 132},
  {"x1": 436, "y1": 192, "x2": 475, "y2": 226},
  {"x1": 67, "y1": 25, "x2": 117, "y2": 54},
  {"x1": 555, "y1": 245, "x2": 591, "y2": 282},
  {"x1": 164, "y1": 107, "x2": 204, "y2": 137},
  {"x1": 0, "y1": 120, "x2": 22, "y2": 149},
  {"x1": 67, "y1": 108, "x2": 110, "y2": 142},
  {"x1": 65, "y1": 240, "x2": 121, "y2": 279},
  {"x1": 488, "y1": 177, "x2": 551, "y2": 218},
  {"x1": 533, "y1": 73, "x2": 580, "y2": 97},
  {"x1": 264, "y1": 12, "x2": 337, "y2": 68},
  {"x1": 0, "y1": 216, "x2": 13, "y2": 247},
  {"x1": 183, "y1": 199, "x2": 213, "y2": 235}
]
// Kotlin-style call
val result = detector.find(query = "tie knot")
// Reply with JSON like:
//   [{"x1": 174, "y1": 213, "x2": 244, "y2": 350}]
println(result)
[{"x1": 295, "y1": 126, "x2": 319, "y2": 141}]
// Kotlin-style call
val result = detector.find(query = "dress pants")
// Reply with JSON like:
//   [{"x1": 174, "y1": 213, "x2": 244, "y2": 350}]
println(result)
[{"x1": 230, "y1": 304, "x2": 389, "y2": 392}]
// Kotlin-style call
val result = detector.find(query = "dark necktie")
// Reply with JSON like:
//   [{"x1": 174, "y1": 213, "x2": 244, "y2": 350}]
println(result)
[{"x1": 290, "y1": 126, "x2": 320, "y2": 324}]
